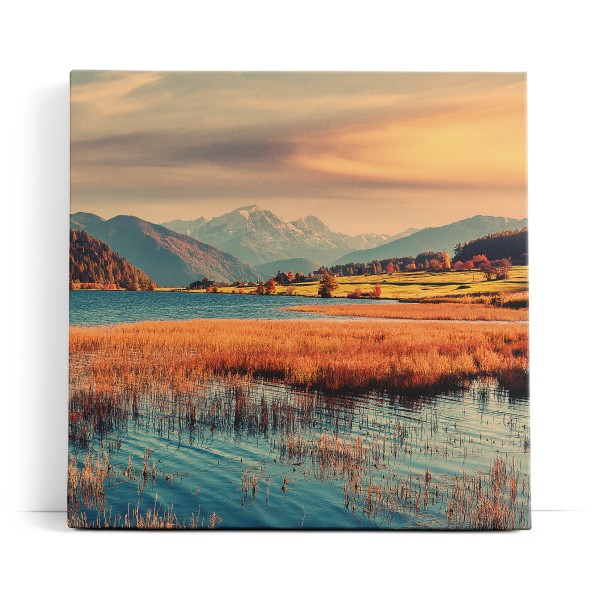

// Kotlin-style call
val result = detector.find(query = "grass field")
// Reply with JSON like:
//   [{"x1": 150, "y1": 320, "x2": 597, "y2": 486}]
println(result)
[
  {"x1": 158, "y1": 266, "x2": 529, "y2": 301},
  {"x1": 70, "y1": 318, "x2": 528, "y2": 396},
  {"x1": 285, "y1": 302, "x2": 528, "y2": 321}
]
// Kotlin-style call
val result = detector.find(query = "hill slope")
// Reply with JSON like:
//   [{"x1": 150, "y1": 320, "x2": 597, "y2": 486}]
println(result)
[
  {"x1": 70, "y1": 213, "x2": 264, "y2": 286},
  {"x1": 163, "y1": 205, "x2": 405, "y2": 265},
  {"x1": 70, "y1": 229, "x2": 156, "y2": 290},
  {"x1": 332, "y1": 216, "x2": 528, "y2": 265}
]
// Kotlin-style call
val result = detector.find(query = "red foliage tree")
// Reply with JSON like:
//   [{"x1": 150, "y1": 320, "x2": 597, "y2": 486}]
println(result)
[
  {"x1": 472, "y1": 254, "x2": 489, "y2": 268},
  {"x1": 265, "y1": 278, "x2": 277, "y2": 294},
  {"x1": 370, "y1": 284, "x2": 382, "y2": 298}
]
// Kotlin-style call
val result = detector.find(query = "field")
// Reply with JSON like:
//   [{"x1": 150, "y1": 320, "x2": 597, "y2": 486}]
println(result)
[
  {"x1": 159, "y1": 266, "x2": 529, "y2": 301},
  {"x1": 70, "y1": 318, "x2": 528, "y2": 396},
  {"x1": 285, "y1": 302, "x2": 528, "y2": 322}
]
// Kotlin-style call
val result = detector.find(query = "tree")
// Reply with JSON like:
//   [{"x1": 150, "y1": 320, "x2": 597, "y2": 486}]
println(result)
[
  {"x1": 275, "y1": 271, "x2": 290, "y2": 285},
  {"x1": 386, "y1": 262, "x2": 395, "y2": 275},
  {"x1": 370, "y1": 284, "x2": 382, "y2": 298},
  {"x1": 481, "y1": 259, "x2": 511, "y2": 281},
  {"x1": 472, "y1": 254, "x2": 489, "y2": 268},
  {"x1": 318, "y1": 272, "x2": 338, "y2": 298},
  {"x1": 440, "y1": 252, "x2": 451, "y2": 271},
  {"x1": 265, "y1": 278, "x2": 277, "y2": 294},
  {"x1": 256, "y1": 282, "x2": 266, "y2": 295}
]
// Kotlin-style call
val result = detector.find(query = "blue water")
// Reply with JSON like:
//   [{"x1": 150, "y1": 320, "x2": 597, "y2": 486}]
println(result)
[
  {"x1": 69, "y1": 291, "x2": 393, "y2": 326},
  {"x1": 68, "y1": 378, "x2": 530, "y2": 529}
]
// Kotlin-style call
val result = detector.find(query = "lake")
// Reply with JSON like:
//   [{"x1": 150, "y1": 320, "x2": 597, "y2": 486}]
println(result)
[
  {"x1": 68, "y1": 376, "x2": 530, "y2": 529},
  {"x1": 68, "y1": 291, "x2": 530, "y2": 529},
  {"x1": 69, "y1": 290, "x2": 393, "y2": 326}
]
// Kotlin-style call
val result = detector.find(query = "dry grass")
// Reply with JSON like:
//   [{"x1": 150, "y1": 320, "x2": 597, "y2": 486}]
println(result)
[
  {"x1": 446, "y1": 457, "x2": 530, "y2": 530},
  {"x1": 422, "y1": 291, "x2": 529, "y2": 309},
  {"x1": 286, "y1": 303, "x2": 528, "y2": 322},
  {"x1": 67, "y1": 451, "x2": 221, "y2": 529},
  {"x1": 70, "y1": 319, "x2": 528, "y2": 396}
]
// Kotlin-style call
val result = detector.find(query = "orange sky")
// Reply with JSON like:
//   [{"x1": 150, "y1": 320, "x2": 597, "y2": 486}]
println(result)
[{"x1": 71, "y1": 72, "x2": 526, "y2": 234}]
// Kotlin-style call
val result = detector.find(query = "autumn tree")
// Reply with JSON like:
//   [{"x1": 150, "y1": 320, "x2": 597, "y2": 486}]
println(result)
[
  {"x1": 472, "y1": 254, "x2": 489, "y2": 268},
  {"x1": 265, "y1": 278, "x2": 277, "y2": 294},
  {"x1": 440, "y1": 252, "x2": 451, "y2": 271},
  {"x1": 481, "y1": 259, "x2": 511, "y2": 281},
  {"x1": 386, "y1": 262, "x2": 395, "y2": 275},
  {"x1": 318, "y1": 272, "x2": 338, "y2": 298},
  {"x1": 370, "y1": 284, "x2": 382, "y2": 298}
]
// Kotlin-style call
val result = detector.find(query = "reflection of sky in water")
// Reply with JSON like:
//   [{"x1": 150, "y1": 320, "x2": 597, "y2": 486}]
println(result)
[{"x1": 69, "y1": 378, "x2": 529, "y2": 529}]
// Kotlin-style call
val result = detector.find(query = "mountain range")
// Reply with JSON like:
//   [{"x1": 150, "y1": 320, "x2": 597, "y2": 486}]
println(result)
[
  {"x1": 70, "y1": 207, "x2": 528, "y2": 287},
  {"x1": 162, "y1": 205, "x2": 417, "y2": 266},
  {"x1": 69, "y1": 213, "x2": 263, "y2": 286},
  {"x1": 332, "y1": 216, "x2": 528, "y2": 265}
]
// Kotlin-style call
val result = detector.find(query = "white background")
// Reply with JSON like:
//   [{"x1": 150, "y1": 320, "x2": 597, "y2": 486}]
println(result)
[{"x1": 2, "y1": 1, "x2": 599, "y2": 598}]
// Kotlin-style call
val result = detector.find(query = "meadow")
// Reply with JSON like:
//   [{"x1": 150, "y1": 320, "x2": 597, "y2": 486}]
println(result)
[
  {"x1": 70, "y1": 318, "x2": 528, "y2": 396},
  {"x1": 174, "y1": 266, "x2": 529, "y2": 301}
]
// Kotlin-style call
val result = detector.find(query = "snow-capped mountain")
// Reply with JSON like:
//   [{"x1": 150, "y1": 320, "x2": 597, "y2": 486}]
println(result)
[{"x1": 162, "y1": 205, "x2": 407, "y2": 265}]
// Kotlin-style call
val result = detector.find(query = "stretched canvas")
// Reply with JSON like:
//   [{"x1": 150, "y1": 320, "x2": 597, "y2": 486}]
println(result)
[{"x1": 68, "y1": 71, "x2": 530, "y2": 530}]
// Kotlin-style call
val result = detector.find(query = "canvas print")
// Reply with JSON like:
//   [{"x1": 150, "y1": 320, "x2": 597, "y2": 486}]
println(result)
[{"x1": 68, "y1": 71, "x2": 529, "y2": 530}]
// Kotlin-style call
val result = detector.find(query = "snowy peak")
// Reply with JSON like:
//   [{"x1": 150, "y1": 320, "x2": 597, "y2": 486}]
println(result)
[
  {"x1": 291, "y1": 215, "x2": 332, "y2": 236},
  {"x1": 162, "y1": 205, "x2": 404, "y2": 266}
]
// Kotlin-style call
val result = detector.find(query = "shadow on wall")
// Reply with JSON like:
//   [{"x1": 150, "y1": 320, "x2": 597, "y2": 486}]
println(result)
[{"x1": 15, "y1": 83, "x2": 69, "y2": 513}]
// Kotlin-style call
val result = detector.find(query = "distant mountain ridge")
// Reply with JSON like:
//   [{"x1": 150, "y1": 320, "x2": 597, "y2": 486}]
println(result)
[
  {"x1": 69, "y1": 212, "x2": 263, "y2": 286},
  {"x1": 332, "y1": 216, "x2": 528, "y2": 265},
  {"x1": 162, "y1": 205, "x2": 414, "y2": 265},
  {"x1": 255, "y1": 258, "x2": 321, "y2": 279}
]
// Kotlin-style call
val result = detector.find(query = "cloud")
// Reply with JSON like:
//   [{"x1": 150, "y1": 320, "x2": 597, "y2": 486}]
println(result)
[
  {"x1": 70, "y1": 72, "x2": 527, "y2": 231},
  {"x1": 72, "y1": 131, "x2": 294, "y2": 168}
]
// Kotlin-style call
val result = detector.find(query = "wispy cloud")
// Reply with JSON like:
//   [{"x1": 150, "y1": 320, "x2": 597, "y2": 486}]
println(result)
[{"x1": 70, "y1": 72, "x2": 527, "y2": 233}]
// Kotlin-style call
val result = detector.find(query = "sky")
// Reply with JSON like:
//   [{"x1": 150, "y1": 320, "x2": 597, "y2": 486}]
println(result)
[{"x1": 71, "y1": 71, "x2": 527, "y2": 235}]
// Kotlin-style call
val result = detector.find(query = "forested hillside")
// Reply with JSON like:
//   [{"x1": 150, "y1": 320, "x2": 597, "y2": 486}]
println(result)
[
  {"x1": 70, "y1": 229, "x2": 156, "y2": 290},
  {"x1": 454, "y1": 228, "x2": 528, "y2": 265}
]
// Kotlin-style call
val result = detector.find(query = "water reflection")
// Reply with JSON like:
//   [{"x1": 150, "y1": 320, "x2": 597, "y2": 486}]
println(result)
[{"x1": 68, "y1": 375, "x2": 530, "y2": 529}]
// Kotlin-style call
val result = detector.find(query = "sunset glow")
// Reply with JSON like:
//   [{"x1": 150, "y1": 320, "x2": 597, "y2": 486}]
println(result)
[{"x1": 71, "y1": 72, "x2": 526, "y2": 234}]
